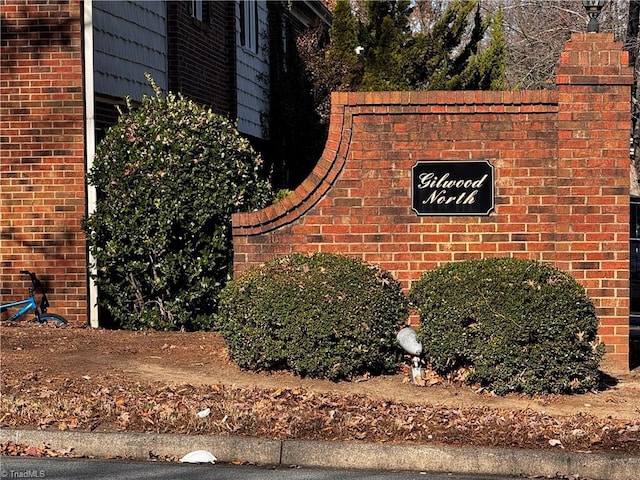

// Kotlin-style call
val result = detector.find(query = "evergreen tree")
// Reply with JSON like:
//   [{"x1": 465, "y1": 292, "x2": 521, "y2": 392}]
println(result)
[
  {"x1": 362, "y1": 0, "x2": 412, "y2": 42},
  {"x1": 446, "y1": 3, "x2": 485, "y2": 88},
  {"x1": 475, "y1": 7, "x2": 507, "y2": 91},
  {"x1": 308, "y1": 0, "x2": 507, "y2": 113},
  {"x1": 360, "y1": 0, "x2": 412, "y2": 91},
  {"x1": 445, "y1": 5, "x2": 507, "y2": 91},
  {"x1": 361, "y1": 15, "x2": 408, "y2": 90},
  {"x1": 403, "y1": 0, "x2": 479, "y2": 90},
  {"x1": 326, "y1": 0, "x2": 361, "y2": 90}
]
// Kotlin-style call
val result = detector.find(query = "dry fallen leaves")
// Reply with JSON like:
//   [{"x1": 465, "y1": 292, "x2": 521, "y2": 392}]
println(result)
[
  {"x1": 1, "y1": 375, "x2": 639, "y2": 454},
  {"x1": 1, "y1": 441, "x2": 77, "y2": 458},
  {"x1": 1, "y1": 326, "x2": 638, "y2": 459}
]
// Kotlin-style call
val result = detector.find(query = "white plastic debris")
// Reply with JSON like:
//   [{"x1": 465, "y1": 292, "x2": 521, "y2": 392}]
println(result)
[
  {"x1": 196, "y1": 408, "x2": 211, "y2": 418},
  {"x1": 179, "y1": 450, "x2": 217, "y2": 464},
  {"x1": 548, "y1": 439, "x2": 563, "y2": 447}
]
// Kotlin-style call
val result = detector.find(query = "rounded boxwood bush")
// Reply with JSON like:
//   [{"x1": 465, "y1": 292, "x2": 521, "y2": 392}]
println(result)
[
  {"x1": 409, "y1": 258, "x2": 604, "y2": 395},
  {"x1": 216, "y1": 253, "x2": 409, "y2": 381},
  {"x1": 83, "y1": 76, "x2": 272, "y2": 331}
]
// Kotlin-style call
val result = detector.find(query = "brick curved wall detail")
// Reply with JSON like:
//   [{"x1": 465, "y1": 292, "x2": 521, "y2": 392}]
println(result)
[
  {"x1": 233, "y1": 97, "x2": 353, "y2": 236},
  {"x1": 232, "y1": 33, "x2": 634, "y2": 370},
  {"x1": 233, "y1": 89, "x2": 559, "y2": 235}
]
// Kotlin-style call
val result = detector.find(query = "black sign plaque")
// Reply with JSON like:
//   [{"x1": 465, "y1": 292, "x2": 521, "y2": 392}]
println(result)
[{"x1": 412, "y1": 161, "x2": 494, "y2": 216}]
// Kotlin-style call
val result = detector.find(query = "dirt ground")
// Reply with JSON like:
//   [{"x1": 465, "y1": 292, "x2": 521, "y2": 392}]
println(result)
[
  {"x1": 2, "y1": 323, "x2": 639, "y2": 419},
  {"x1": 1, "y1": 323, "x2": 640, "y2": 455}
]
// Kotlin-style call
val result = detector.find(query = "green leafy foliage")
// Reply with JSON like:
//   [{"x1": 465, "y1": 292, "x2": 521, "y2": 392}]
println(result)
[
  {"x1": 325, "y1": 0, "x2": 362, "y2": 90},
  {"x1": 409, "y1": 258, "x2": 605, "y2": 395},
  {"x1": 450, "y1": 7, "x2": 507, "y2": 91},
  {"x1": 314, "y1": 0, "x2": 506, "y2": 94},
  {"x1": 403, "y1": 0, "x2": 479, "y2": 90},
  {"x1": 361, "y1": 15, "x2": 408, "y2": 91},
  {"x1": 83, "y1": 77, "x2": 272, "y2": 330},
  {"x1": 359, "y1": 0, "x2": 411, "y2": 91},
  {"x1": 217, "y1": 253, "x2": 409, "y2": 381}
]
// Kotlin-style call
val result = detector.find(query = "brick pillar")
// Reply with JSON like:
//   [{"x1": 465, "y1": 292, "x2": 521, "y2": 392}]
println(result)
[
  {"x1": 555, "y1": 33, "x2": 633, "y2": 370},
  {"x1": 0, "y1": 1, "x2": 86, "y2": 324}
]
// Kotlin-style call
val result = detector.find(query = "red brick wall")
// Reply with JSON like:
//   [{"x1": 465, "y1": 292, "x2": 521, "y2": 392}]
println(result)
[
  {"x1": 555, "y1": 34, "x2": 633, "y2": 367},
  {"x1": 233, "y1": 34, "x2": 633, "y2": 370},
  {"x1": 166, "y1": 1, "x2": 236, "y2": 118},
  {"x1": 0, "y1": 0, "x2": 86, "y2": 323}
]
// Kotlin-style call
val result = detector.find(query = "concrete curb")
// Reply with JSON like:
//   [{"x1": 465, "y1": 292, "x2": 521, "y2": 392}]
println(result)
[
  {"x1": 2, "y1": 429, "x2": 639, "y2": 480},
  {"x1": 281, "y1": 440, "x2": 640, "y2": 479}
]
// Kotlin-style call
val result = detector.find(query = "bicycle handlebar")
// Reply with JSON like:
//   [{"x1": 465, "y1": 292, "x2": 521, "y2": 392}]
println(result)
[{"x1": 20, "y1": 270, "x2": 42, "y2": 290}]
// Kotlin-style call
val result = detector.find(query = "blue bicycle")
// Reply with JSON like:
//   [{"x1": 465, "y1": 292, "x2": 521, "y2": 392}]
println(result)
[{"x1": 1, "y1": 270, "x2": 67, "y2": 325}]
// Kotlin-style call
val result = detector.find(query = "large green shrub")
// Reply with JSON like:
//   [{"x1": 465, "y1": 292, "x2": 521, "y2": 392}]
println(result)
[
  {"x1": 409, "y1": 258, "x2": 604, "y2": 395},
  {"x1": 83, "y1": 77, "x2": 272, "y2": 331},
  {"x1": 216, "y1": 253, "x2": 409, "y2": 381}
]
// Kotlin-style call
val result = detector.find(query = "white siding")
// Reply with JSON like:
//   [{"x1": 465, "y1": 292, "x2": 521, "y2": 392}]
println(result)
[
  {"x1": 93, "y1": 1, "x2": 167, "y2": 101},
  {"x1": 236, "y1": 0, "x2": 269, "y2": 140}
]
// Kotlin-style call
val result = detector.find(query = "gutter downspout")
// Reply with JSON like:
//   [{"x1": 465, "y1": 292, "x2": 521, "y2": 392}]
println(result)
[{"x1": 83, "y1": 0, "x2": 99, "y2": 328}]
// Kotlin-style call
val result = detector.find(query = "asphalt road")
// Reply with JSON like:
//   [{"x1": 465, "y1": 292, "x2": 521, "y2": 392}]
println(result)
[{"x1": 0, "y1": 457, "x2": 525, "y2": 480}]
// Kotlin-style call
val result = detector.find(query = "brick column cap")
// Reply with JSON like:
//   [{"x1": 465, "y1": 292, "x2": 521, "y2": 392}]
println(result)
[{"x1": 556, "y1": 33, "x2": 633, "y2": 86}]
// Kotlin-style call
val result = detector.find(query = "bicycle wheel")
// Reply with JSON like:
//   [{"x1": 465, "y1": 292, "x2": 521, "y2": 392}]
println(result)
[{"x1": 39, "y1": 313, "x2": 68, "y2": 325}]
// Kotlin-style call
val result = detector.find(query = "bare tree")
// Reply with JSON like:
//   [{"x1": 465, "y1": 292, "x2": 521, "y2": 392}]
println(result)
[
  {"x1": 497, "y1": 1, "x2": 582, "y2": 89},
  {"x1": 481, "y1": 1, "x2": 625, "y2": 90}
]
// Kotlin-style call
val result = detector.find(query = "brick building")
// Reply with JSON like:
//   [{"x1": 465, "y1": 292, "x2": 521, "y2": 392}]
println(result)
[
  {"x1": 0, "y1": 0, "x2": 330, "y2": 327},
  {"x1": 1, "y1": 0, "x2": 86, "y2": 321}
]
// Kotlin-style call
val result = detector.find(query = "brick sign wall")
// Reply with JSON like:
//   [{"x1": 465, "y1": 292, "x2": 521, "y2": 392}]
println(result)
[
  {"x1": 0, "y1": 1, "x2": 86, "y2": 323},
  {"x1": 233, "y1": 33, "x2": 634, "y2": 370}
]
